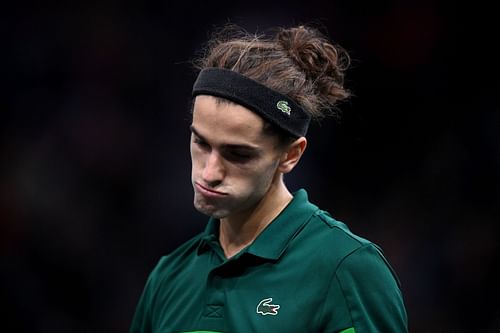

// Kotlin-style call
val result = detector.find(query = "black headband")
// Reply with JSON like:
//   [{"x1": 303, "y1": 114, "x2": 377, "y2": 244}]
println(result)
[{"x1": 192, "y1": 68, "x2": 311, "y2": 137}]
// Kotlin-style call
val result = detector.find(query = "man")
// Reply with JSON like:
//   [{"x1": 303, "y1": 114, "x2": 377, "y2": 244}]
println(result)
[{"x1": 130, "y1": 25, "x2": 408, "y2": 332}]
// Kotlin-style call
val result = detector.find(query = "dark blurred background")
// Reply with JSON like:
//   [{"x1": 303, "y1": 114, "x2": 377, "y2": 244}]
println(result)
[{"x1": 1, "y1": 0, "x2": 499, "y2": 332}]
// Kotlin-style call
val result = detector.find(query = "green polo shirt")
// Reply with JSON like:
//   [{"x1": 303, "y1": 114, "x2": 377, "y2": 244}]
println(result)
[{"x1": 130, "y1": 189, "x2": 408, "y2": 333}]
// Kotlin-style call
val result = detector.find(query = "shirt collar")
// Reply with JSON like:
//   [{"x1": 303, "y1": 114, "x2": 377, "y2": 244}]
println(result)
[
  {"x1": 197, "y1": 189, "x2": 319, "y2": 260},
  {"x1": 197, "y1": 217, "x2": 220, "y2": 255},
  {"x1": 246, "y1": 189, "x2": 318, "y2": 260}
]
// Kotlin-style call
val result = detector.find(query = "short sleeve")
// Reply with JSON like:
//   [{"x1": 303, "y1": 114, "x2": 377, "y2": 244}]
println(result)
[{"x1": 322, "y1": 244, "x2": 408, "y2": 333}]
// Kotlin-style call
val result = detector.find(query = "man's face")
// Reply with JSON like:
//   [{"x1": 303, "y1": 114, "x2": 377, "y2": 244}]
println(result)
[{"x1": 190, "y1": 95, "x2": 283, "y2": 219}]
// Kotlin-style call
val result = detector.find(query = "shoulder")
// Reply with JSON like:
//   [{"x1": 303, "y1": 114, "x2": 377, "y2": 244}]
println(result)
[
  {"x1": 299, "y1": 209, "x2": 400, "y2": 282},
  {"x1": 300, "y1": 210, "x2": 372, "y2": 262},
  {"x1": 146, "y1": 232, "x2": 205, "y2": 285}
]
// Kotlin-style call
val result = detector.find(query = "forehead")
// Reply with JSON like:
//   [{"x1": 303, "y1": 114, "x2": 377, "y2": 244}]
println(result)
[{"x1": 192, "y1": 95, "x2": 268, "y2": 145}]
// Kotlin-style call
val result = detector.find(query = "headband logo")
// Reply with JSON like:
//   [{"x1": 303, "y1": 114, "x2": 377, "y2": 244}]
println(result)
[{"x1": 276, "y1": 100, "x2": 291, "y2": 116}]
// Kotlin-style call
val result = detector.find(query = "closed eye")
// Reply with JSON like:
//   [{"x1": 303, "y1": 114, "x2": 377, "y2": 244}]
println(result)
[
  {"x1": 190, "y1": 125, "x2": 260, "y2": 163},
  {"x1": 223, "y1": 149, "x2": 255, "y2": 163},
  {"x1": 193, "y1": 137, "x2": 210, "y2": 150}
]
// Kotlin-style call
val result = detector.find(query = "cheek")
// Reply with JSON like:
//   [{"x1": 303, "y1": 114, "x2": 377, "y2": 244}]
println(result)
[{"x1": 234, "y1": 160, "x2": 278, "y2": 189}]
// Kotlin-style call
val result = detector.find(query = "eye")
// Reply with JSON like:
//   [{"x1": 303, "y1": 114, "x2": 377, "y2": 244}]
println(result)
[
  {"x1": 193, "y1": 137, "x2": 210, "y2": 150},
  {"x1": 224, "y1": 150, "x2": 254, "y2": 163}
]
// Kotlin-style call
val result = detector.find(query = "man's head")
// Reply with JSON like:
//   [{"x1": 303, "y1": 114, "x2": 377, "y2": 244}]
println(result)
[{"x1": 189, "y1": 24, "x2": 350, "y2": 218}]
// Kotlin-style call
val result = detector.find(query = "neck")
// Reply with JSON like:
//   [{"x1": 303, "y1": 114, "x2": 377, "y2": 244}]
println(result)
[{"x1": 219, "y1": 179, "x2": 292, "y2": 259}]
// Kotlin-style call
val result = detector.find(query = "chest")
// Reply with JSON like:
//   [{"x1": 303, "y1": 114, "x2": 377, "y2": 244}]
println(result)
[{"x1": 151, "y1": 253, "x2": 333, "y2": 333}]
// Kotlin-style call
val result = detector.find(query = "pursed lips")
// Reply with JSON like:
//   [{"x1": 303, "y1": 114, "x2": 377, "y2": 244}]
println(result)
[{"x1": 195, "y1": 182, "x2": 228, "y2": 197}]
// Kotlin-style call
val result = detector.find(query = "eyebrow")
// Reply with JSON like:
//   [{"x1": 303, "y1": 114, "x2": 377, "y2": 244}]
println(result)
[{"x1": 190, "y1": 125, "x2": 261, "y2": 152}]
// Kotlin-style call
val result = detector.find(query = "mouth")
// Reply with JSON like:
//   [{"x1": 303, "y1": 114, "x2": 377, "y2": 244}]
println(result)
[{"x1": 194, "y1": 182, "x2": 228, "y2": 197}]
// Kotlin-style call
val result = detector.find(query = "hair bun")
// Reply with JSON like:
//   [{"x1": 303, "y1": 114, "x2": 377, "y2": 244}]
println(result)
[{"x1": 276, "y1": 26, "x2": 350, "y2": 111}]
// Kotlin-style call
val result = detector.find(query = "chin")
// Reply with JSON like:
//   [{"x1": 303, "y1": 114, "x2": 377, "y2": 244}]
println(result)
[
  {"x1": 194, "y1": 199, "x2": 230, "y2": 219},
  {"x1": 209, "y1": 211, "x2": 230, "y2": 219},
  {"x1": 198, "y1": 207, "x2": 231, "y2": 219}
]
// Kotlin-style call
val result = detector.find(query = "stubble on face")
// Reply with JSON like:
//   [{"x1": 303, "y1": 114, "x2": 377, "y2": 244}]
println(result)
[
  {"x1": 193, "y1": 194, "x2": 230, "y2": 219},
  {"x1": 192, "y1": 160, "x2": 279, "y2": 219},
  {"x1": 190, "y1": 96, "x2": 282, "y2": 221}
]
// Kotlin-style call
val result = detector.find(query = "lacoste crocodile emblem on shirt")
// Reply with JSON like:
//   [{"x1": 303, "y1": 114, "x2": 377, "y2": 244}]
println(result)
[{"x1": 256, "y1": 298, "x2": 280, "y2": 316}]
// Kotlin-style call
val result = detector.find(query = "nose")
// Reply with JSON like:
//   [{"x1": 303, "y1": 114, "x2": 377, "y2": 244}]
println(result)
[{"x1": 202, "y1": 151, "x2": 225, "y2": 186}]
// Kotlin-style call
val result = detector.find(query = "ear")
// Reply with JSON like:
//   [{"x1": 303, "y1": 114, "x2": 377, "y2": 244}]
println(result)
[{"x1": 278, "y1": 137, "x2": 307, "y2": 174}]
